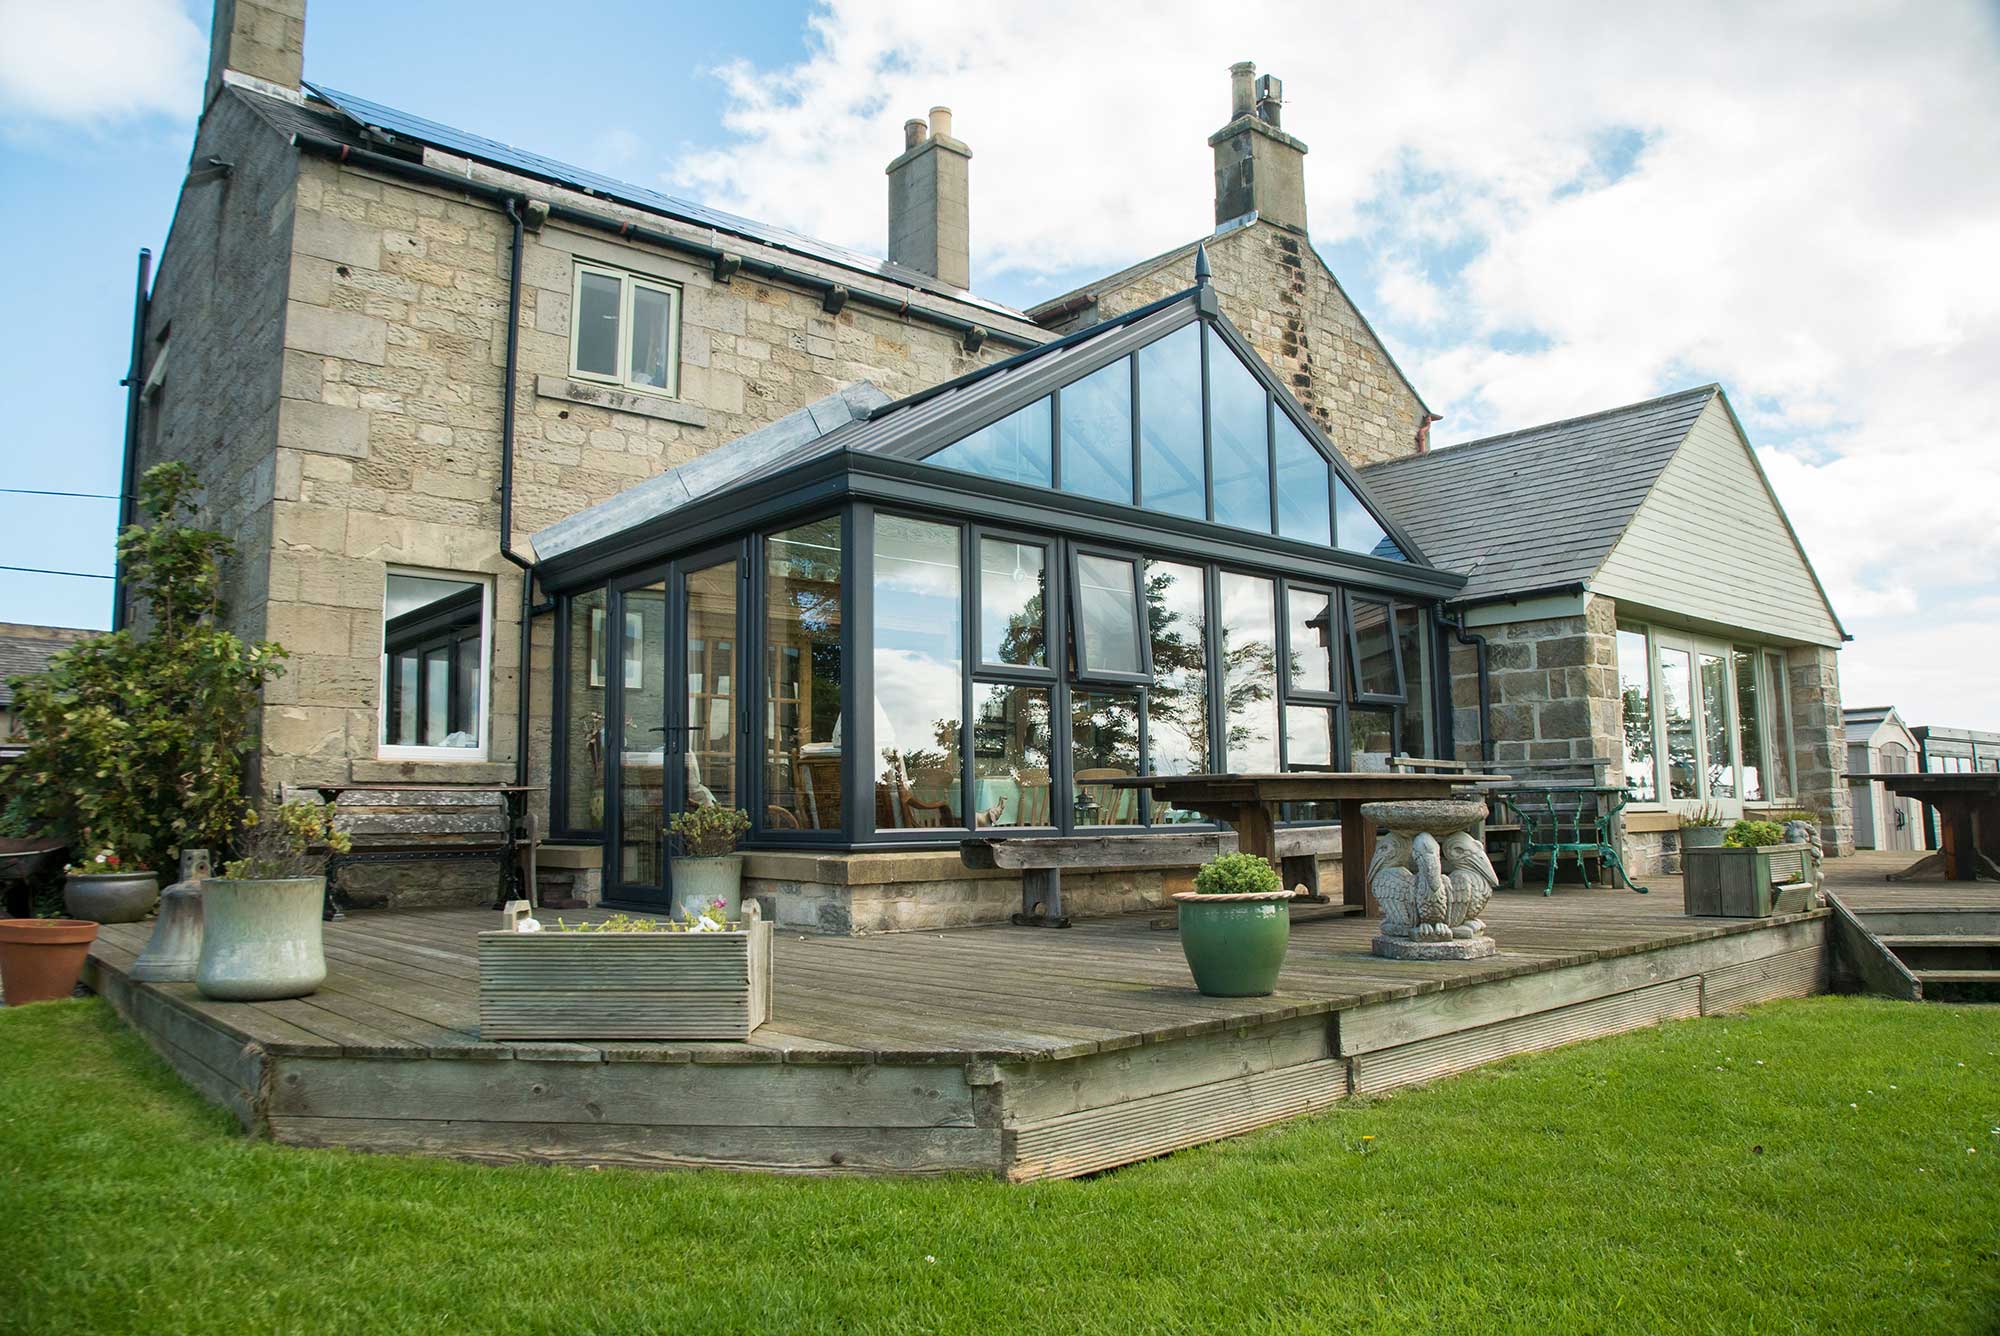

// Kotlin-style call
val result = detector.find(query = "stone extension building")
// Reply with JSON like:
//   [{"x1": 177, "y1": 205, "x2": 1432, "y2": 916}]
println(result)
[{"x1": 118, "y1": 1, "x2": 1850, "y2": 920}]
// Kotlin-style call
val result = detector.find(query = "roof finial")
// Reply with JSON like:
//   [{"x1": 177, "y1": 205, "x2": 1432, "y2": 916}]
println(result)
[{"x1": 1194, "y1": 243, "x2": 1212, "y2": 287}]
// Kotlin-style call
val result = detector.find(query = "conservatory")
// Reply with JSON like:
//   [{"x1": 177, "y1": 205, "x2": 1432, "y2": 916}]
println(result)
[{"x1": 531, "y1": 275, "x2": 1467, "y2": 912}]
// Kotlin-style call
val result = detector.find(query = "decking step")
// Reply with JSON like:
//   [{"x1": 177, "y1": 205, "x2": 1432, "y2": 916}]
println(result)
[
  {"x1": 1913, "y1": 968, "x2": 2000, "y2": 1003},
  {"x1": 1879, "y1": 935, "x2": 2000, "y2": 948}
]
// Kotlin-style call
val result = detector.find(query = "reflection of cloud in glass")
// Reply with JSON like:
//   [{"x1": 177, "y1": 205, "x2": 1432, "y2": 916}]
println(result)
[{"x1": 872, "y1": 648, "x2": 961, "y2": 755}]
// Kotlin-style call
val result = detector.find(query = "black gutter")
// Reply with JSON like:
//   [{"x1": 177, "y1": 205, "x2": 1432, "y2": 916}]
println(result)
[
  {"x1": 498, "y1": 198, "x2": 537, "y2": 789},
  {"x1": 290, "y1": 133, "x2": 1038, "y2": 353},
  {"x1": 1441, "y1": 609, "x2": 1493, "y2": 765},
  {"x1": 111, "y1": 248, "x2": 152, "y2": 630}
]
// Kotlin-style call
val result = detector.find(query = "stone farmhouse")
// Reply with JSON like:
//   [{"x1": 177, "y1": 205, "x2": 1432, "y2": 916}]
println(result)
[{"x1": 119, "y1": 1, "x2": 1849, "y2": 926}]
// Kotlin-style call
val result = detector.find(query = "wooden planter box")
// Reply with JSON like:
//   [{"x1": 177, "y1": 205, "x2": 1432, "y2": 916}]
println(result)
[
  {"x1": 478, "y1": 914, "x2": 772, "y2": 1041},
  {"x1": 1683, "y1": 843, "x2": 1813, "y2": 918}
]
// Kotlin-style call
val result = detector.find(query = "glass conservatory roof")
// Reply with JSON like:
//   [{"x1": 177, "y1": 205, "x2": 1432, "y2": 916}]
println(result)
[{"x1": 532, "y1": 281, "x2": 1427, "y2": 578}]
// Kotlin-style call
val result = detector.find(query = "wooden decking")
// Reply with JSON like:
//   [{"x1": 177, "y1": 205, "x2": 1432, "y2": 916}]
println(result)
[{"x1": 81, "y1": 861, "x2": 1887, "y2": 1182}]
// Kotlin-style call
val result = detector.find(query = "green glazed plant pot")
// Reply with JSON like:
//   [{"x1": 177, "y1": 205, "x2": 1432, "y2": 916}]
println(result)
[
  {"x1": 196, "y1": 877, "x2": 326, "y2": 1000},
  {"x1": 670, "y1": 854, "x2": 744, "y2": 922},
  {"x1": 1172, "y1": 890, "x2": 1292, "y2": 997},
  {"x1": 63, "y1": 872, "x2": 160, "y2": 924}
]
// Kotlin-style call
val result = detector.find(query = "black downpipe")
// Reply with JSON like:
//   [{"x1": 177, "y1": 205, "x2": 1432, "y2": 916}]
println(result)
[
  {"x1": 1440, "y1": 610, "x2": 1493, "y2": 766},
  {"x1": 112, "y1": 248, "x2": 152, "y2": 630},
  {"x1": 499, "y1": 198, "x2": 535, "y2": 790}
]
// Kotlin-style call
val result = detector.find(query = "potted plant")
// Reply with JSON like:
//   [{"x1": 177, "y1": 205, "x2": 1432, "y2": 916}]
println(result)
[
  {"x1": 479, "y1": 900, "x2": 773, "y2": 1040},
  {"x1": 1683, "y1": 819, "x2": 1814, "y2": 917},
  {"x1": 1677, "y1": 803, "x2": 1729, "y2": 850},
  {"x1": 0, "y1": 916, "x2": 99, "y2": 1005},
  {"x1": 196, "y1": 801, "x2": 350, "y2": 1001},
  {"x1": 1172, "y1": 852, "x2": 1293, "y2": 997},
  {"x1": 1, "y1": 463, "x2": 287, "y2": 910},
  {"x1": 667, "y1": 804, "x2": 752, "y2": 922},
  {"x1": 61, "y1": 844, "x2": 159, "y2": 924}
]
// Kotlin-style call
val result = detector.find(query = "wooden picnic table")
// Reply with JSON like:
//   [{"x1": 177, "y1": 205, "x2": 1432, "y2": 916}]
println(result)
[
  {"x1": 1846, "y1": 772, "x2": 2000, "y2": 882},
  {"x1": 1105, "y1": 771, "x2": 1511, "y2": 916}
]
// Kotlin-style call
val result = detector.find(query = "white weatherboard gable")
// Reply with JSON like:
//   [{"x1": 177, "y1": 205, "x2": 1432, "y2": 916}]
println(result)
[{"x1": 1591, "y1": 395, "x2": 1843, "y2": 647}]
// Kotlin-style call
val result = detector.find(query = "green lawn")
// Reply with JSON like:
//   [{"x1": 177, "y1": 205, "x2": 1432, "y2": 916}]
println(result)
[{"x1": 2, "y1": 997, "x2": 1996, "y2": 1335}]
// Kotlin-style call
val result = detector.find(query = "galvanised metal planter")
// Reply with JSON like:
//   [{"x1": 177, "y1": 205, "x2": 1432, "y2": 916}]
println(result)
[
  {"x1": 63, "y1": 872, "x2": 159, "y2": 924},
  {"x1": 669, "y1": 853, "x2": 744, "y2": 923},
  {"x1": 195, "y1": 877, "x2": 327, "y2": 1000},
  {"x1": 479, "y1": 901, "x2": 773, "y2": 1040},
  {"x1": 1172, "y1": 890, "x2": 1292, "y2": 997}
]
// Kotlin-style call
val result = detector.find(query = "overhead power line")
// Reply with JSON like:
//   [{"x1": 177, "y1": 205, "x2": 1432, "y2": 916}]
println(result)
[
  {"x1": 0, "y1": 488, "x2": 128, "y2": 501},
  {"x1": 0, "y1": 564, "x2": 115, "y2": 581}
]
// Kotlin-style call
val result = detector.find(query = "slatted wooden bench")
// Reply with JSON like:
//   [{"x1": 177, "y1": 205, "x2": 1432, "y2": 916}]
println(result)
[
  {"x1": 286, "y1": 783, "x2": 541, "y2": 920},
  {"x1": 961, "y1": 826, "x2": 1344, "y2": 928}
]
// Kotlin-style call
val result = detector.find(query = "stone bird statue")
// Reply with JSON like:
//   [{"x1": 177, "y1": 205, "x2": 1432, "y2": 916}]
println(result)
[
  {"x1": 1439, "y1": 830, "x2": 1500, "y2": 939},
  {"x1": 1372, "y1": 830, "x2": 1454, "y2": 941}
]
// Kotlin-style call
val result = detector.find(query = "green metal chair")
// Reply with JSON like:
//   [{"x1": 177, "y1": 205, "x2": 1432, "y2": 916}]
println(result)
[{"x1": 1494, "y1": 786, "x2": 1648, "y2": 896}]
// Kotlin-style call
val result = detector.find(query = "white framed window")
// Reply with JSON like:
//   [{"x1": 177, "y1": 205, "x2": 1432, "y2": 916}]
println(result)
[
  {"x1": 379, "y1": 568, "x2": 493, "y2": 761},
  {"x1": 1617, "y1": 622, "x2": 1797, "y2": 810},
  {"x1": 570, "y1": 262, "x2": 682, "y2": 397}
]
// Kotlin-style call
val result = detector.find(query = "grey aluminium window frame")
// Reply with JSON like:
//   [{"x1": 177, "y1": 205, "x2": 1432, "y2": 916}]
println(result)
[
  {"x1": 1344, "y1": 592, "x2": 1407, "y2": 706},
  {"x1": 1067, "y1": 542, "x2": 1153, "y2": 687}
]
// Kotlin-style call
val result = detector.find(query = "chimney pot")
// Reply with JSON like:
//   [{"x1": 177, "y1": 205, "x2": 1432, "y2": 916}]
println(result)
[
  {"x1": 928, "y1": 105, "x2": 953, "y2": 140},
  {"x1": 904, "y1": 118, "x2": 929, "y2": 150},
  {"x1": 1255, "y1": 73, "x2": 1283, "y2": 128},
  {"x1": 1229, "y1": 61, "x2": 1256, "y2": 119}
]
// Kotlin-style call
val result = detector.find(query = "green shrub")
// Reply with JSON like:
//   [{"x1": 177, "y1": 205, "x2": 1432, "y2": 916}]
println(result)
[
  {"x1": 1723, "y1": 819, "x2": 1787, "y2": 848},
  {"x1": 221, "y1": 801, "x2": 352, "y2": 879},
  {"x1": 668, "y1": 804, "x2": 750, "y2": 858},
  {"x1": 1192, "y1": 852, "x2": 1283, "y2": 896},
  {"x1": 1, "y1": 463, "x2": 286, "y2": 870}
]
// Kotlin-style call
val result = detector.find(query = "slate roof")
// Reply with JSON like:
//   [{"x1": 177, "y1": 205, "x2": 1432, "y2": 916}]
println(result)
[
  {"x1": 236, "y1": 83, "x2": 1026, "y2": 323},
  {"x1": 0, "y1": 626, "x2": 93, "y2": 709},
  {"x1": 1359, "y1": 385, "x2": 1718, "y2": 605}
]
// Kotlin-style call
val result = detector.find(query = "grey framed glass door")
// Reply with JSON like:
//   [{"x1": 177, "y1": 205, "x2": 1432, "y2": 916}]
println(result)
[{"x1": 604, "y1": 544, "x2": 744, "y2": 910}]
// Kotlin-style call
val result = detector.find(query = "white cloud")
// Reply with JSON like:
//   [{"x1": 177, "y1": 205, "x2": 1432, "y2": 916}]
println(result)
[
  {"x1": 678, "y1": 2, "x2": 2000, "y2": 727},
  {"x1": 0, "y1": 0, "x2": 204, "y2": 126}
]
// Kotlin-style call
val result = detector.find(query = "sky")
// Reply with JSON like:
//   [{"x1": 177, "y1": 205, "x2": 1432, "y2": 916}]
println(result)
[{"x1": 0, "y1": 0, "x2": 1995, "y2": 730}]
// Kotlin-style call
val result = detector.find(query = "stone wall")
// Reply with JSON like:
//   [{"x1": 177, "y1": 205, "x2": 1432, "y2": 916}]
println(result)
[
  {"x1": 255, "y1": 147, "x2": 1027, "y2": 859},
  {"x1": 1448, "y1": 595, "x2": 1623, "y2": 774},
  {"x1": 1788, "y1": 643, "x2": 1855, "y2": 856},
  {"x1": 1051, "y1": 221, "x2": 1429, "y2": 467},
  {"x1": 130, "y1": 92, "x2": 301, "y2": 675}
]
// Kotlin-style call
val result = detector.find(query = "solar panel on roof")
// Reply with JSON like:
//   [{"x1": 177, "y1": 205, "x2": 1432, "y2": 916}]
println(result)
[{"x1": 303, "y1": 82, "x2": 1024, "y2": 321}]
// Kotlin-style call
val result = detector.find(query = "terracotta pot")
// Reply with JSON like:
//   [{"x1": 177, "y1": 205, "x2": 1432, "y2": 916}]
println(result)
[
  {"x1": 0, "y1": 918, "x2": 99, "y2": 1005},
  {"x1": 64, "y1": 871, "x2": 160, "y2": 924}
]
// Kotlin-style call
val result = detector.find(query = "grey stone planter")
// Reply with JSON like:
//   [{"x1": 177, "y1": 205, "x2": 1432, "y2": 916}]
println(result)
[
  {"x1": 63, "y1": 871, "x2": 159, "y2": 924},
  {"x1": 195, "y1": 877, "x2": 327, "y2": 1000},
  {"x1": 479, "y1": 901, "x2": 772, "y2": 1040}
]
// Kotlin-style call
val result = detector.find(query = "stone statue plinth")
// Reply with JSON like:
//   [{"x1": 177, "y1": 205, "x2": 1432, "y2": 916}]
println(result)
[{"x1": 1365, "y1": 800, "x2": 1501, "y2": 961}]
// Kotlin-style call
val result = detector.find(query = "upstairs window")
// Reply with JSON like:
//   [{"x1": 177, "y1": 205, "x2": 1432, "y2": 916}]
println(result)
[{"x1": 571, "y1": 262, "x2": 681, "y2": 397}]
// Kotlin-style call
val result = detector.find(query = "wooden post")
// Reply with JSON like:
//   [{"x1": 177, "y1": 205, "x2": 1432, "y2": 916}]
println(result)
[{"x1": 1338, "y1": 798, "x2": 1379, "y2": 917}]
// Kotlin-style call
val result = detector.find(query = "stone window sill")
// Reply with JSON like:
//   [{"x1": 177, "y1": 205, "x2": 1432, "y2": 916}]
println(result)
[{"x1": 537, "y1": 374, "x2": 708, "y2": 428}]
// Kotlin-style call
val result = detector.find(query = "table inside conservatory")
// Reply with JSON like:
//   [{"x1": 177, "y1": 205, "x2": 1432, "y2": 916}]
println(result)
[{"x1": 1106, "y1": 771, "x2": 1511, "y2": 915}]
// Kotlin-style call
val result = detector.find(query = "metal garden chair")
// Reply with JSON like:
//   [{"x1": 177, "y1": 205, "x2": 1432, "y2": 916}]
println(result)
[{"x1": 1493, "y1": 785, "x2": 1648, "y2": 896}]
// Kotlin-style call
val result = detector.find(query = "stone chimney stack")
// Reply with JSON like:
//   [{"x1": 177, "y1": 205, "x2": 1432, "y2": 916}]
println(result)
[
  {"x1": 205, "y1": 0, "x2": 306, "y2": 109},
  {"x1": 885, "y1": 107, "x2": 972, "y2": 289},
  {"x1": 1209, "y1": 61, "x2": 1309, "y2": 234}
]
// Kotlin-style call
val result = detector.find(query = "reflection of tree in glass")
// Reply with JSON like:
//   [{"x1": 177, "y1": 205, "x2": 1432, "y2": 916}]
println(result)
[
  {"x1": 997, "y1": 587, "x2": 1045, "y2": 668},
  {"x1": 1622, "y1": 685, "x2": 1653, "y2": 794},
  {"x1": 1144, "y1": 569, "x2": 1209, "y2": 763}
]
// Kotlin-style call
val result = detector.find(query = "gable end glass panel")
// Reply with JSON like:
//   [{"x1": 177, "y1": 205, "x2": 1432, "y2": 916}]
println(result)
[
  {"x1": 1138, "y1": 324, "x2": 1205, "y2": 520},
  {"x1": 1335, "y1": 476, "x2": 1395, "y2": 558},
  {"x1": 1058, "y1": 358, "x2": 1134, "y2": 504},
  {"x1": 1273, "y1": 412, "x2": 1332, "y2": 545},
  {"x1": 1207, "y1": 329, "x2": 1272, "y2": 532},
  {"x1": 929, "y1": 397, "x2": 1053, "y2": 488}
]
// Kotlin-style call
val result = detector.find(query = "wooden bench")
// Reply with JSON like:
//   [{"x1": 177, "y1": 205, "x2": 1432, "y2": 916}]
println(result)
[
  {"x1": 287, "y1": 784, "x2": 541, "y2": 920},
  {"x1": 961, "y1": 826, "x2": 1344, "y2": 928}
]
